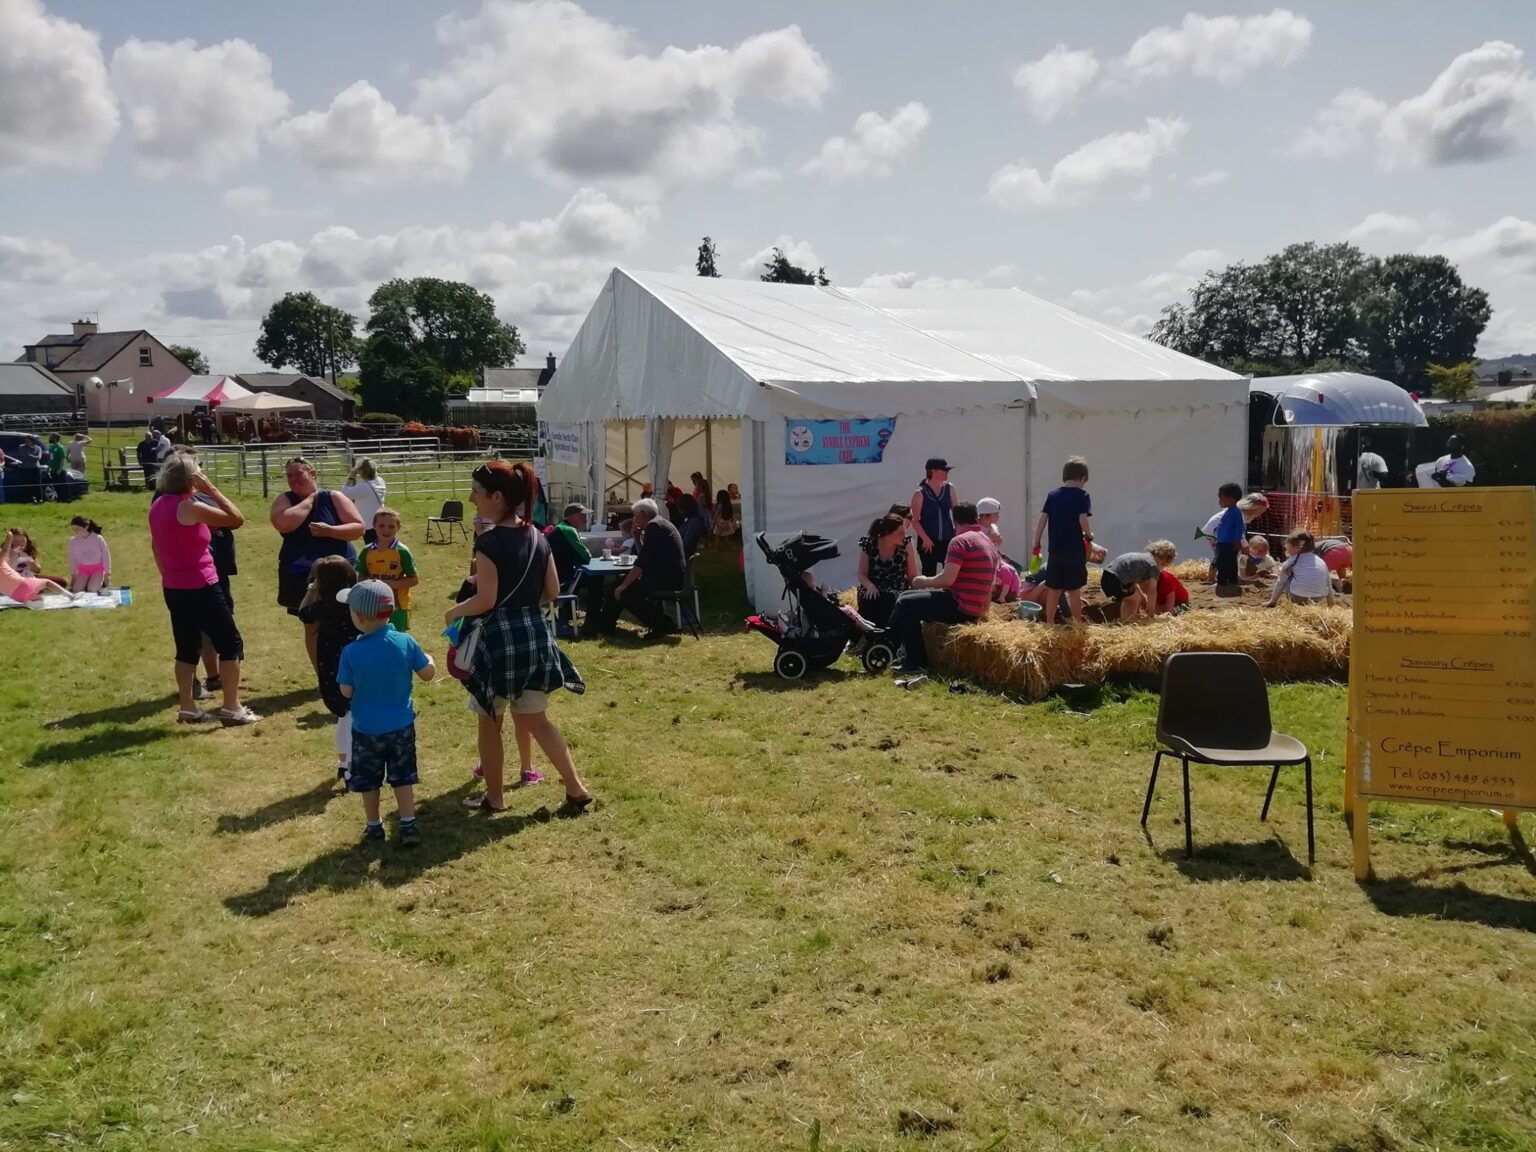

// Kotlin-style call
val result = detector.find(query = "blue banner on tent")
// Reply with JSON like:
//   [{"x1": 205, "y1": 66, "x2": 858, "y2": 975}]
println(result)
[{"x1": 784, "y1": 418, "x2": 897, "y2": 465}]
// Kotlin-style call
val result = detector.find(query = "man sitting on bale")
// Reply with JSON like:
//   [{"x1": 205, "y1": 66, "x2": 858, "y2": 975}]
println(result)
[
  {"x1": 589, "y1": 497, "x2": 684, "y2": 639},
  {"x1": 889, "y1": 501, "x2": 998, "y2": 676}
]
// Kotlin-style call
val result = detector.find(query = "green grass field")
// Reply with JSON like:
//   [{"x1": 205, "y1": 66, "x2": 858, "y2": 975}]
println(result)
[{"x1": 2, "y1": 488, "x2": 1533, "y2": 1152}]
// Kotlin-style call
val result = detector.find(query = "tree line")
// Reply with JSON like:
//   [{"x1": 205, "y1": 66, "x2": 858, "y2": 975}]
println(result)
[
  {"x1": 1150, "y1": 242, "x2": 1490, "y2": 395},
  {"x1": 250, "y1": 280, "x2": 523, "y2": 420}
]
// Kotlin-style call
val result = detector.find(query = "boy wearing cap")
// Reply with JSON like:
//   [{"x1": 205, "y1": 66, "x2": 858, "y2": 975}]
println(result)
[
  {"x1": 546, "y1": 502, "x2": 593, "y2": 640},
  {"x1": 910, "y1": 458, "x2": 958, "y2": 577},
  {"x1": 337, "y1": 579, "x2": 436, "y2": 847},
  {"x1": 355, "y1": 508, "x2": 418, "y2": 631}
]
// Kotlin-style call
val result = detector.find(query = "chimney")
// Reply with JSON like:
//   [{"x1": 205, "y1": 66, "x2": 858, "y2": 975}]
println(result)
[
  {"x1": 72, "y1": 318, "x2": 98, "y2": 337},
  {"x1": 546, "y1": 352, "x2": 557, "y2": 373}
]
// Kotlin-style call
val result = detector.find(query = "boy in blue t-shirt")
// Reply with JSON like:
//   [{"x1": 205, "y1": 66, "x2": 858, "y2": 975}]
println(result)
[
  {"x1": 1030, "y1": 456, "x2": 1094, "y2": 625},
  {"x1": 1212, "y1": 482, "x2": 1246, "y2": 596},
  {"x1": 337, "y1": 579, "x2": 435, "y2": 846}
]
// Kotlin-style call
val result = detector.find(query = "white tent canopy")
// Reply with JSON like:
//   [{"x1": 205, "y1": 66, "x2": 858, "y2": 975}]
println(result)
[
  {"x1": 217, "y1": 391, "x2": 313, "y2": 414},
  {"x1": 542, "y1": 269, "x2": 1246, "y2": 610},
  {"x1": 1488, "y1": 383, "x2": 1535, "y2": 404},
  {"x1": 148, "y1": 375, "x2": 312, "y2": 415}
]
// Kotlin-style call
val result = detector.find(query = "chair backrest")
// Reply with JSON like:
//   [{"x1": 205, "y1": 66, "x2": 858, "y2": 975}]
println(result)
[
  {"x1": 1157, "y1": 652, "x2": 1273, "y2": 752},
  {"x1": 683, "y1": 551, "x2": 700, "y2": 591},
  {"x1": 439, "y1": 500, "x2": 463, "y2": 519}
]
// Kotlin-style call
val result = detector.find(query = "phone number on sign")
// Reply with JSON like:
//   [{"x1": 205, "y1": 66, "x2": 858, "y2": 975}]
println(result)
[{"x1": 1391, "y1": 768, "x2": 1519, "y2": 788}]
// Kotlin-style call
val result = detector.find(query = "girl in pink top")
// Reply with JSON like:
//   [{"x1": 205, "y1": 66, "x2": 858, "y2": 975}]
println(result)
[
  {"x1": 1, "y1": 528, "x2": 71, "y2": 602},
  {"x1": 67, "y1": 516, "x2": 112, "y2": 593}
]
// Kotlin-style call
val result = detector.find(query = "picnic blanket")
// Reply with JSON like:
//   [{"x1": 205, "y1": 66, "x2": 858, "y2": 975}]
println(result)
[{"x1": 0, "y1": 593, "x2": 121, "y2": 611}]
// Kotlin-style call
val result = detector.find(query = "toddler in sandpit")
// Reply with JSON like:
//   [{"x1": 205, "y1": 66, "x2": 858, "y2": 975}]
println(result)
[{"x1": 1242, "y1": 535, "x2": 1277, "y2": 580}]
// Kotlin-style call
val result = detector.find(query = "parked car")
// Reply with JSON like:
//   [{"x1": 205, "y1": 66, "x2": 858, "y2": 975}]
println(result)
[{"x1": 0, "y1": 432, "x2": 88, "y2": 502}]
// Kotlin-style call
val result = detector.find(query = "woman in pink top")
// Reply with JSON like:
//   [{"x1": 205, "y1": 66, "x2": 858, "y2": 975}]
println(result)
[
  {"x1": 149, "y1": 453, "x2": 260, "y2": 726},
  {"x1": 66, "y1": 516, "x2": 112, "y2": 593},
  {"x1": 0, "y1": 528, "x2": 71, "y2": 602}
]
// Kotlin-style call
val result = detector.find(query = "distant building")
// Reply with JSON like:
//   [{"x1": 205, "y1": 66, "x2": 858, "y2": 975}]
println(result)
[
  {"x1": 446, "y1": 354, "x2": 557, "y2": 424},
  {"x1": 0, "y1": 362, "x2": 77, "y2": 417},
  {"x1": 234, "y1": 372, "x2": 357, "y2": 421},
  {"x1": 482, "y1": 353, "x2": 558, "y2": 393},
  {"x1": 14, "y1": 320, "x2": 189, "y2": 422}
]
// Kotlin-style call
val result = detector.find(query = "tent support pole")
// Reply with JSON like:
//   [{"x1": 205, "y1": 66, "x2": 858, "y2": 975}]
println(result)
[{"x1": 705, "y1": 418, "x2": 714, "y2": 493}]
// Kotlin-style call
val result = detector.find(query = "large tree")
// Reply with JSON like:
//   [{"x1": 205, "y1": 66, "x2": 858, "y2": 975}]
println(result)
[
  {"x1": 696, "y1": 236, "x2": 720, "y2": 277},
  {"x1": 358, "y1": 277, "x2": 523, "y2": 419},
  {"x1": 167, "y1": 344, "x2": 208, "y2": 374},
  {"x1": 1150, "y1": 242, "x2": 1490, "y2": 389},
  {"x1": 760, "y1": 247, "x2": 829, "y2": 286},
  {"x1": 254, "y1": 292, "x2": 357, "y2": 379}
]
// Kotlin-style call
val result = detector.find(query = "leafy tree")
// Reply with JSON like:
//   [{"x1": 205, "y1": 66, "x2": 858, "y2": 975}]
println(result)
[
  {"x1": 167, "y1": 344, "x2": 208, "y2": 374},
  {"x1": 696, "y1": 236, "x2": 720, "y2": 278},
  {"x1": 1357, "y1": 255, "x2": 1490, "y2": 390},
  {"x1": 1257, "y1": 242, "x2": 1369, "y2": 367},
  {"x1": 254, "y1": 292, "x2": 357, "y2": 378},
  {"x1": 1424, "y1": 362, "x2": 1478, "y2": 401},
  {"x1": 358, "y1": 277, "x2": 523, "y2": 419},
  {"x1": 1150, "y1": 262, "x2": 1279, "y2": 367},
  {"x1": 760, "y1": 247, "x2": 830, "y2": 286}
]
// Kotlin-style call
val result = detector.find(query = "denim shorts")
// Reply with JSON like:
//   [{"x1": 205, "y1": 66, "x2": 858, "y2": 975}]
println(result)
[{"x1": 348, "y1": 724, "x2": 419, "y2": 793}]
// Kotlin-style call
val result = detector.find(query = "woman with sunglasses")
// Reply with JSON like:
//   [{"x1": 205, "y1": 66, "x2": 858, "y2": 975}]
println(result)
[
  {"x1": 446, "y1": 461, "x2": 594, "y2": 815},
  {"x1": 270, "y1": 456, "x2": 365, "y2": 671}
]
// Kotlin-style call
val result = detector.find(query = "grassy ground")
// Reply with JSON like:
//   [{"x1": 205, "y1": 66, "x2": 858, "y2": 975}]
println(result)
[{"x1": 2, "y1": 489, "x2": 1534, "y2": 1152}]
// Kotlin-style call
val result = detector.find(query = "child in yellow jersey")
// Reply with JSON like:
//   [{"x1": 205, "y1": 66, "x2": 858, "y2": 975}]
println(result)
[{"x1": 355, "y1": 507, "x2": 419, "y2": 631}]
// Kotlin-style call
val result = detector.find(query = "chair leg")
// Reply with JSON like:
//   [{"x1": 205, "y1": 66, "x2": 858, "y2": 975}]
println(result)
[
  {"x1": 1304, "y1": 755, "x2": 1315, "y2": 866},
  {"x1": 1260, "y1": 764, "x2": 1282, "y2": 821},
  {"x1": 457, "y1": 521, "x2": 468, "y2": 542},
  {"x1": 1141, "y1": 751, "x2": 1162, "y2": 826},
  {"x1": 1182, "y1": 757, "x2": 1194, "y2": 858}
]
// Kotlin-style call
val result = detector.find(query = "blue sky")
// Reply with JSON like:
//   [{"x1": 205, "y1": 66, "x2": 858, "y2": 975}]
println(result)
[{"x1": 3, "y1": 0, "x2": 1534, "y2": 371}]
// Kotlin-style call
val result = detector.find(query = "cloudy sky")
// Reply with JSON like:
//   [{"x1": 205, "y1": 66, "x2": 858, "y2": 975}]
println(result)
[{"x1": 3, "y1": 0, "x2": 1535, "y2": 373}]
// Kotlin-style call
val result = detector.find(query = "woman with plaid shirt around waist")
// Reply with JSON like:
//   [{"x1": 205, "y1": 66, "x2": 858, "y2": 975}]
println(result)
[{"x1": 446, "y1": 461, "x2": 595, "y2": 815}]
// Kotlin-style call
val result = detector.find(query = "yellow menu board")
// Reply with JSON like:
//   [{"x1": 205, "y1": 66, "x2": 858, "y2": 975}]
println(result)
[{"x1": 1350, "y1": 488, "x2": 1535, "y2": 822}]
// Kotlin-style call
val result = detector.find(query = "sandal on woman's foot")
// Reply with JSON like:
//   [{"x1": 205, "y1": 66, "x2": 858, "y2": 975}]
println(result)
[
  {"x1": 215, "y1": 706, "x2": 261, "y2": 727},
  {"x1": 462, "y1": 793, "x2": 507, "y2": 812},
  {"x1": 556, "y1": 793, "x2": 594, "y2": 817},
  {"x1": 176, "y1": 708, "x2": 210, "y2": 724}
]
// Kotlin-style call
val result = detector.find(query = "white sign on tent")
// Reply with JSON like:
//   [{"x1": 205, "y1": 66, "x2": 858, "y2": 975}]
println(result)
[{"x1": 542, "y1": 422, "x2": 583, "y2": 466}]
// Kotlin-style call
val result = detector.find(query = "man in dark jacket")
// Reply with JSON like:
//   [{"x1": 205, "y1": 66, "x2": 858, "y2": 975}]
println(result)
[{"x1": 589, "y1": 497, "x2": 684, "y2": 637}]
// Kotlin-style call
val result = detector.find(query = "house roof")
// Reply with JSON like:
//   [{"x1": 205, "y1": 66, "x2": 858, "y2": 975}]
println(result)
[
  {"x1": 483, "y1": 367, "x2": 544, "y2": 392},
  {"x1": 0, "y1": 362, "x2": 75, "y2": 397},
  {"x1": 25, "y1": 330, "x2": 147, "y2": 372},
  {"x1": 234, "y1": 372, "x2": 353, "y2": 404}
]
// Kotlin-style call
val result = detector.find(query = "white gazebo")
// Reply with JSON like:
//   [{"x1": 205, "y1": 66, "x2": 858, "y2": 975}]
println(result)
[
  {"x1": 539, "y1": 269, "x2": 1247, "y2": 610},
  {"x1": 149, "y1": 375, "x2": 313, "y2": 415}
]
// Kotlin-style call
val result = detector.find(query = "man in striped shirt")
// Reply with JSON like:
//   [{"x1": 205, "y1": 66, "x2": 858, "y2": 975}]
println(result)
[{"x1": 888, "y1": 502, "x2": 999, "y2": 675}]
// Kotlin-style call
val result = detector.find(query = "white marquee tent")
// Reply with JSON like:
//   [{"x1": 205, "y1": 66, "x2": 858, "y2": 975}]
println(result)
[
  {"x1": 149, "y1": 375, "x2": 313, "y2": 415},
  {"x1": 540, "y1": 269, "x2": 1247, "y2": 611}
]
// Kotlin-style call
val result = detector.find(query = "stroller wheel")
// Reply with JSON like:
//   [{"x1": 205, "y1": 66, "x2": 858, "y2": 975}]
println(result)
[
  {"x1": 773, "y1": 648, "x2": 808, "y2": 681},
  {"x1": 860, "y1": 640, "x2": 895, "y2": 675}
]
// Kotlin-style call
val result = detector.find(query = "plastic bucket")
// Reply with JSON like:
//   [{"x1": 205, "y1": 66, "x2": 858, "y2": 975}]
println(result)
[{"x1": 1017, "y1": 601, "x2": 1043, "y2": 621}]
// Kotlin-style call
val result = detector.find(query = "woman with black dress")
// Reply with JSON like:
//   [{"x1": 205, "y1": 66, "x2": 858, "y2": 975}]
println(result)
[
  {"x1": 856, "y1": 512, "x2": 917, "y2": 627},
  {"x1": 269, "y1": 457, "x2": 364, "y2": 671}
]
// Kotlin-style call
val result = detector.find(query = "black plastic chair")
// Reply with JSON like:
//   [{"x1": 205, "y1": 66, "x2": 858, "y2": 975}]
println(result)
[
  {"x1": 652, "y1": 552, "x2": 702, "y2": 638},
  {"x1": 1141, "y1": 652, "x2": 1314, "y2": 865},
  {"x1": 427, "y1": 500, "x2": 468, "y2": 544}
]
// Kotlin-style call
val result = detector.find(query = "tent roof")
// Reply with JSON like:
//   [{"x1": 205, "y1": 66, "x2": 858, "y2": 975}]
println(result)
[
  {"x1": 540, "y1": 268, "x2": 1242, "y2": 422},
  {"x1": 217, "y1": 391, "x2": 313, "y2": 414},
  {"x1": 1249, "y1": 372, "x2": 1428, "y2": 427},
  {"x1": 1487, "y1": 382, "x2": 1536, "y2": 404},
  {"x1": 149, "y1": 375, "x2": 253, "y2": 407}
]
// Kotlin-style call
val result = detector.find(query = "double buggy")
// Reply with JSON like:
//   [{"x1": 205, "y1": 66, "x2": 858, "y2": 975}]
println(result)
[{"x1": 745, "y1": 532, "x2": 896, "y2": 680}]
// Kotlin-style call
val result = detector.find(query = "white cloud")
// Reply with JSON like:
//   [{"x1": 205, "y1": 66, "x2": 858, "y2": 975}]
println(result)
[
  {"x1": 222, "y1": 185, "x2": 275, "y2": 216},
  {"x1": 982, "y1": 264, "x2": 1019, "y2": 283},
  {"x1": 740, "y1": 236, "x2": 822, "y2": 276},
  {"x1": 1287, "y1": 42, "x2": 1536, "y2": 168},
  {"x1": 857, "y1": 271, "x2": 981, "y2": 290},
  {"x1": 987, "y1": 117, "x2": 1188, "y2": 209},
  {"x1": 1479, "y1": 307, "x2": 1536, "y2": 357},
  {"x1": 1189, "y1": 168, "x2": 1231, "y2": 187},
  {"x1": 802, "y1": 102, "x2": 930, "y2": 180},
  {"x1": 0, "y1": 189, "x2": 656, "y2": 374},
  {"x1": 733, "y1": 166, "x2": 783, "y2": 189},
  {"x1": 1013, "y1": 45, "x2": 1100, "y2": 121},
  {"x1": 1121, "y1": 8, "x2": 1313, "y2": 86},
  {"x1": 0, "y1": 0, "x2": 118, "y2": 169},
  {"x1": 1056, "y1": 248, "x2": 1227, "y2": 333},
  {"x1": 1429, "y1": 216, "x2": 1536, "y2": 274},
  {"x1": 1343, "y1": 212, "x2": 1424, "y2": 243},
  {"x1": 1174, "y1": 248, "x2": 1229, "y2": 275},
  {"x1": 414, "y1": 0, "x2": 830, "y2": 194},
  {"x1": 273, "y1": 81, "x2": 471, "y2": 184},
  {"x1": 110, "y1": 37, "x2": 289, "y2": 179}
]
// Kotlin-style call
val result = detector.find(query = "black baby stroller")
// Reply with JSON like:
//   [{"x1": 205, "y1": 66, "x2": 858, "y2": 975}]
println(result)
[{"x1": 746, "y1": 532, "x2": 896, "y2": 680}]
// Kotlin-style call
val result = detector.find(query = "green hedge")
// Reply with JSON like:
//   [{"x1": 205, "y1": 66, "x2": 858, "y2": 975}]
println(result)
[{"x1": 1421, "y1": 408, "x2": 1536, "y2": 487}]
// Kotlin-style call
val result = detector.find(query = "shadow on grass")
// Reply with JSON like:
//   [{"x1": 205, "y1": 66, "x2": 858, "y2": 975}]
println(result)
[
  {"x1": 224, "y1": 782, "x2": 556, "y2": 917},
  {"x1": 1155, "y1": 837, "x2": 1311, "y2": 882},
  {"x1": 27, "y1": 725, "x2": 169, "y2": 766},
  {"x1": 45, "y1": 694, "x2": 178, "y2": 730},
  {"x1": 217, "y1": 778, "x2": 341, "y2": 834},
  {"x1": 733, "y1": 668, "x2": 856, "y2": 692},
  {"x1": 244, "y1": 688, "x2": 320, "y2": 717},
  {"x1": 1364, "y1": 877, "x2": 1536, "y2": 932}
]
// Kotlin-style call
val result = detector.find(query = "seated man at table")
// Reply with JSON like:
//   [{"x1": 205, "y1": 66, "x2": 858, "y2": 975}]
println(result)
[
  {"x1": 546, "y1": 502, "x2": 592, "y2": 638},
  {"x1": 888, "y1": 501, "x2": 998, "y2": 675},
  {"x1": 588, "y1": 497, "x2": 685, "y2": 638}
]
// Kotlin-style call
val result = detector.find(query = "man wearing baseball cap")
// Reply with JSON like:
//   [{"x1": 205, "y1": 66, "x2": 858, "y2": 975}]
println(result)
[
  {"x1": 336, "y1": 579, "x2": 435, "y2": 846},
  {"x1": 909, "y1": 457, "x2": 958, "y2": 577},
  {"x1": 546, "y1": 502, "x2": 593, "y2": 639}
]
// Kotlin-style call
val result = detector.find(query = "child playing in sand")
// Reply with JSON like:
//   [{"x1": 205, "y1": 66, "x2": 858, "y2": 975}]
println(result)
[
  {"x1": 66, "y1": 516, "x2": 112, "y2": 593},
  {"x1": 1242, "y1": 535, "x2": 1277, "y2": 580},
  {"x1": 1030, "y1": 457, "x2": 1093, "y2": 626},
  {"x1": 1145, "y1": 540, "x2": 1189, "y2": 615},
  {"x1": 355, "y1": 507, "x2": 418, "y2": 631},
  {"x1": 299, "y1": 555, "x2": 362, "y2": 780},
  {"x1": 337, "y1": 579, "x2": 435, "y2": 846},
  {"x1": 1202, "y1": 495, "x2": 1267, "y2": 582},
  {"x1": 0, "y1": 528, "x2": 71, "y2": 602},
  {"x1": 1314, "y1": 537, "x2": 1353, "y2": 592},
  {"x1": 977, "y1": 496, "x2": 1023, "y2": 603},
  {"x1": 1267, "y1": 531, "x2": 1335, "y2": 607},
  {"x1": 1099, "y1": 551, "x2": 1160, "y2": 621},
  {"x1": 1209, "y1": 485, "x2": 1260, "y2": 597}
]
